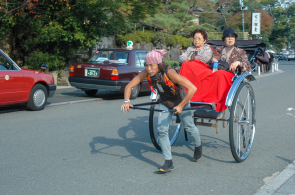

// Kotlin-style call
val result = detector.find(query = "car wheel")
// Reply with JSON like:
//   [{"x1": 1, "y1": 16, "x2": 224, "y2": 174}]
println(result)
[
  {"x1": 130, "y1": 85, "x2": 140, "y2": 99},
  {"x1": 26, "y1": 84, "x2": 48, "y2": 111},
  {"x1": 84, "y1": 90, "x2": 98, "y2": 97}
]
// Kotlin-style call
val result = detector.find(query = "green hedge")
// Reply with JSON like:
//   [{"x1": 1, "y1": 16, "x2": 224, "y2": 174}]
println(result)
[
  {"x1": 25, "y1": 50, "x2": 66, "y2": 71},
  {"x1": 164, "y1": 60, "x2": 180, "y2": 69},
  {"x1": 117, "y1": 30, "x2": 193, "y2": 48}
]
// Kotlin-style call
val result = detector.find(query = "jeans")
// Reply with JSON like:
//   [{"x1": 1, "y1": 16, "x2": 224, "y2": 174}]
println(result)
[{"x1": 157, "y1": 103, "x2": 201, "y2": 160}]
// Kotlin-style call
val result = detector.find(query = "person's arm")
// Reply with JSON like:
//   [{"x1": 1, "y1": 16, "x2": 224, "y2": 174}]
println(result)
[
  {"x1": 167, "y1": 69, "x2": 197, "y2": 114},
  {"x1": 121, "y1": 70, "x2": 147, "y2": 112},
  {"x1": 179, "y1": 47, "x2": 194, "y2": 65},
  {"x1": 196, "y1": 44, "x2": 214, "y2": 65},
  {"x1": 230, "y1": 49, "x2": 251, "y2": 72}
]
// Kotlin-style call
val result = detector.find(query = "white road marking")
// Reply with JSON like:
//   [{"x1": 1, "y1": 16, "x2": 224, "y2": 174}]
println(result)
[{"x1": 46, "y1": 98, "x2": 100, "y2": 107}]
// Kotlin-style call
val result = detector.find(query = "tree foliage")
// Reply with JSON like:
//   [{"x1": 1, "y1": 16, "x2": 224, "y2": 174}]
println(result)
[
  {"x1": 0, "y1": 0, "x2": 161, "y2": 70},
  {"x1": 0, "y1": 0, "x2": 295, "y2": 70}
]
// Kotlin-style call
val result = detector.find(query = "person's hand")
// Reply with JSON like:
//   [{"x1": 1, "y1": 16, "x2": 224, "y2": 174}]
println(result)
[
  {"x1": 173, "y1": 105, "x2": 184, "y2": 114},
  {"x1": 121, "y1": 102, "x2": 133, "y2": 113},
  {"x1": 230, "y1": 61, "x2": 241, "y2": 72},
  {"x1": 212, "y1": 57, "x2": 219, "y2": 63},
  {"x1": 185, "y1": 57, "x2": 191, "y2": 62}
]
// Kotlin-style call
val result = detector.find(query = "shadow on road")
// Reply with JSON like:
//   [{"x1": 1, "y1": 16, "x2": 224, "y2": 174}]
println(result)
[{"x1": 89, "y1": 116, "x2": 237, "y2": 169}]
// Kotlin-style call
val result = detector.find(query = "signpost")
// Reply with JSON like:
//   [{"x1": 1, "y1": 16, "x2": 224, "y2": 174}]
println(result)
[
  {"x1": 126, "y1": 41, "x2": 133, "y2": 50},
  {"x1": 251, "y1": 12, "x2": 261, "y2": 35}
]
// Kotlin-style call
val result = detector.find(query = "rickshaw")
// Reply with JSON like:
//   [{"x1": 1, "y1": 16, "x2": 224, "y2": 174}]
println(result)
[{"x1": 132, "y1": 40, "x2": 266, "y2": 163}]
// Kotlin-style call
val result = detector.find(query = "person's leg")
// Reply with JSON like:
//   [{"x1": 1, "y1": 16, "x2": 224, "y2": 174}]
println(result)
[
  {"x1": 178, "y1": 104, "x2": 202, "y2": 161},
  {"x1": 157, "y1": 103, "x2": 174, "y2": 172},
  {"x1": 178, "y1": 107, "x2": 201, "y2": 147}
]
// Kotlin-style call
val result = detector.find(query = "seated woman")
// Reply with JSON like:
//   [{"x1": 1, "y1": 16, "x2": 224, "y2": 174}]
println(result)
[
  {"x1": 179, "y1": 28, "x2": 251, "y2": 112},
  {"x1": 215, "y1": 28, "x2": 251, "y2": 73},
  {"x1": 179, "y1": 28, "x2": 214, "y2": 65}
]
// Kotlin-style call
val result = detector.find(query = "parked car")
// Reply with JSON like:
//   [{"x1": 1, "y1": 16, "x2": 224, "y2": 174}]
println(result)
[
  {"x1": 68, "y1": 49, "x2": 151, "y2": 99},
  {"x1": 0, "y1": 49, "x2": 56, "y2": 110},
  {"x1": 278, "y1": 54, "x2": 287, "y2": 60},
  {"x1": 287, "y1": 53, "x2": 295, "y2": 61}
]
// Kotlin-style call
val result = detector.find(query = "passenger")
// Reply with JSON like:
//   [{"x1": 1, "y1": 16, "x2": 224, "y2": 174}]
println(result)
[
  {"x1": 215, "y1": 28, "x2": 251, "y2": 73},
  {"x1": 121, "y1": 49, "x2": 202, "y2": 173},
  {"x1": 179, "y1": 28, "x2": 214, "y2": 65},
  {"x1": 179, "y1": 28, "x2": 251, "y2": 112}
]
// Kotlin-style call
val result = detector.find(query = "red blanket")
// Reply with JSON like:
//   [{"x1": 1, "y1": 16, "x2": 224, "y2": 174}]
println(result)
[{"x1": 179, "y1": 60, "x2": 234, "y2": 112}]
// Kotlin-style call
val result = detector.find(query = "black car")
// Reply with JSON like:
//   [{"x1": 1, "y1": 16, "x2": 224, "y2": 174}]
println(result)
[{"x1": 278, "y1": 54, "x2": 287, "y2": 60}]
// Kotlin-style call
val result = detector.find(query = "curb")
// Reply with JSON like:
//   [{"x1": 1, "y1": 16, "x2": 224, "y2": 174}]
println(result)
[
  {"x1": 56, "y1": 86, "x2": 74, "y2": 89},
  {"x1": 254, "y1": 160, "x2": 295, "y2": 195},
  {"x1": 254, "y1": 69, "x2": 284, "y2": 79}
]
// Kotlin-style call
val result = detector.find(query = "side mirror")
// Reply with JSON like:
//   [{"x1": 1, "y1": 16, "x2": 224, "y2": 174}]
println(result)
[{"x1": 41, "y1": 64, "x2": 48, "y2": 72}]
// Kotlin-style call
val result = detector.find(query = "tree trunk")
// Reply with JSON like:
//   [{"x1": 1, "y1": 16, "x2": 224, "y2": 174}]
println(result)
[
  {"x1": 134, "y1": 23, "x2": 136, "y2": 34},
  {"x1": 143, "y1": 26, "x2": 144, "y2": 32},
  {"x1": 89, "y1": 47, "x2": 93, "y2": 58}
]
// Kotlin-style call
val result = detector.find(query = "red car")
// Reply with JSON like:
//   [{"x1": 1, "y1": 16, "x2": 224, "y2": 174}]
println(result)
[
  {"x1": 0, "y1": 49, "x2": 56, "y2": 111},
  {"x1": 68, "y1": 49, "x2": 151, "y2": 99}
]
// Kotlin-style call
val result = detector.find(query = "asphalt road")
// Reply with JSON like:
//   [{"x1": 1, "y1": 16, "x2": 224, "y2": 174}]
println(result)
[{"x1": 1, "y1": 60, "x2": 295, "y2": 195}]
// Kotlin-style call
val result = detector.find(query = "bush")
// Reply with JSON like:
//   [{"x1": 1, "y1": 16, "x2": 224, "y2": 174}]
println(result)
[
  {"x1": 174, "y1": 35, "x2": 192, "y2": 48},
  {"x1": 25, "y1": 50, "x2": 66, "y2": 71},
  {"x1": 164, "y1": 60, "x2": 180, "y2": 69},
  {"x1": 207, "y1": 33, "x2": 222, "y2": 40},
  {"x1": 116, "y1": 34, "x2": 142, "y2": 46},
  {"x1": 117, "y1": 31, "x2": 193, "y2": 48},
  {"x1": 136, "y1": 30, "x2": 153, "y2": 43}
]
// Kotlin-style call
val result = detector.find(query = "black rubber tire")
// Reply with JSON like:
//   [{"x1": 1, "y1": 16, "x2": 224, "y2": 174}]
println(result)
[
  {"x1": 26, "y1": 84, "x2": 48, "y2": 111},
  {"x1": 229, "y1": 82, "x2": 256, "y2": 163},
  {"x1": 130, "y1": 85, "x2": 140, "y2": 99},
  {"x1": 149, "y1": 104, "x2": 181, "y2": 151},
  {"x1": 84, "y1": 90, "x2": 97, "y2": 97}
]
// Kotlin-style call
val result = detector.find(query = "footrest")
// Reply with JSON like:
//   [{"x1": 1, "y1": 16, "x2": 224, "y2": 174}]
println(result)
[
  {"x1": 194, "y1": 109, "x2": 224, "y2": 119},
  {"x1": 193, "y1": 109, "x2": 226, "y2": 134}
]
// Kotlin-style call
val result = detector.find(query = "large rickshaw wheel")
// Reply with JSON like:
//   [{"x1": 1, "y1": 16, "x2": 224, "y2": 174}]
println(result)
[
  {"x1": 229, "y1": 82, "x2": 256, "y2": 162},
  {"x1": 149, "y1": 103, "x2": 182, "y2": 151}
]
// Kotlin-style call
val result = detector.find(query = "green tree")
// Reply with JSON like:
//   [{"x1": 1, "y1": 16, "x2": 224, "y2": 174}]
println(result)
[
  {"x1": 141, "y1": 0, "x2": 195, "y2": 34},
  {"x1": 9, "y1": 0, "x2": 112, "y2": 70}
]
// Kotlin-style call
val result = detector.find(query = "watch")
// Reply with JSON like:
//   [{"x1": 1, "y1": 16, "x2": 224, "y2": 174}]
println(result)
[{"x1": 124, "y1": 99, "x2": 130, "y2": 103}]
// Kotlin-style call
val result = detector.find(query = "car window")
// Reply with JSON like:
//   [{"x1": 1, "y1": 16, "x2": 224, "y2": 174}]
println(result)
[
  {"x1": 89, "y1": 51, "x2": 129, "y2": 64},
  {"x1": 136, "y1": 52, "x2": 147, "y2": 67},
  {"x1": 0, "y1": 53, "x2": 17, "y2": 70}
]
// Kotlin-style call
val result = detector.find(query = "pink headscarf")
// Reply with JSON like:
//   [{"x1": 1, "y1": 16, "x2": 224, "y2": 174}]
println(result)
[{"x1": 145, "y1": 49, "x2": 167, "y2": 64}]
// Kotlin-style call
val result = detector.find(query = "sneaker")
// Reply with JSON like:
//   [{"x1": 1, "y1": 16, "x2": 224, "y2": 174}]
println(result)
[
  {"x1": 157, "y1": 160, "x2": 174, "y2": 172},
  {"x1": 193, "y1": 142, "x2": 202, "y2": 161}
]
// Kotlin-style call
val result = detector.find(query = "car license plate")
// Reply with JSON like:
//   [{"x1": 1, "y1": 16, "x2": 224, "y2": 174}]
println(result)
[{"x1": 85, "y1": 68, "x2": 99, "y2": 77}]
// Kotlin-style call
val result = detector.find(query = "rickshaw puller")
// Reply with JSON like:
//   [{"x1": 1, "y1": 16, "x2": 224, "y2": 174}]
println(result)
[{"x1": 121, "y1": 49, "x2": 202, "y2": 173}]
